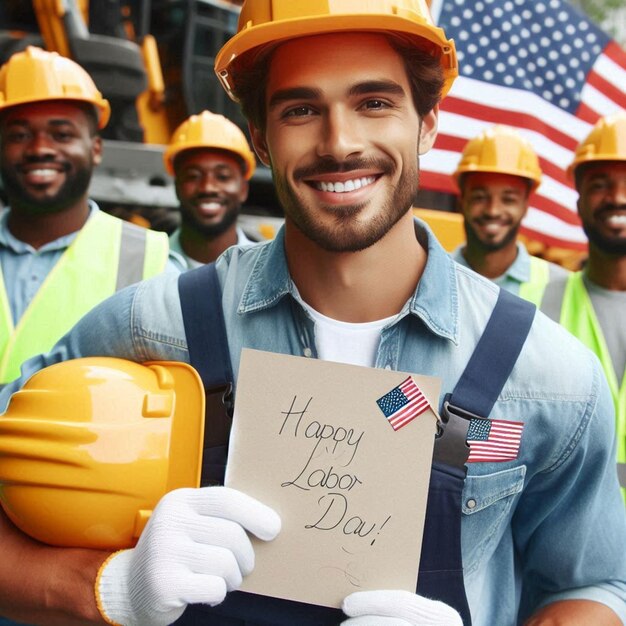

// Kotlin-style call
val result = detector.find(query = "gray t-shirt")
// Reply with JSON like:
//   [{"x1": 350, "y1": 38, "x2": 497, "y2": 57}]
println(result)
[{"x1": 585, "y1": 276, "x2": 626, "y2": 381}]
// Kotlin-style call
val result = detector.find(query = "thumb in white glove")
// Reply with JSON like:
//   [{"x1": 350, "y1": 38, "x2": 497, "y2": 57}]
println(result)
[
  {"x1": 95, "y1": 486, "x2": 281, "y2": 626},
  {"x1": 341, "y1": 590, "x2": 463, "y2": 626}
]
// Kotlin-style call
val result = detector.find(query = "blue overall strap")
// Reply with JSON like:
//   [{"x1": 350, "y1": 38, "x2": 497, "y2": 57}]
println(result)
[
  {"x1": 448, "y1": 288, "x2": 536, "y2": 419},
  {"x1": 178, "y1": 263, "x2": 234, "y2": 486},
  {"x1": 421, "y1": 288, "x2": 536, "y2": 625}
]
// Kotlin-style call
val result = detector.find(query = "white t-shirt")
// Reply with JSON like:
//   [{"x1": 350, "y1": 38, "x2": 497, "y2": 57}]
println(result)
[{"x1": 300, "y1": 299, "x2": 396, "y2": 368}]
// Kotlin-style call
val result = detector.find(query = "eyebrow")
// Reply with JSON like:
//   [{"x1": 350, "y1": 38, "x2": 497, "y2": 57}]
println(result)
[
  {"x1": 268, "y1": 80, "x2": 407, "y2": 110},
  {"x1": 268, "y1": 87, "x2": 322, "y2": 110},
  {"x1": 348, "y1": 80, "x2": 406, "y2": 98}
]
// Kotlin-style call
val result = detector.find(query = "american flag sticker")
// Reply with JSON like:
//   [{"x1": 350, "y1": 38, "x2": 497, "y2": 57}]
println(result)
[
  {"x1": 466, "y1": 418, "x2": 524, "y2": 463},
  {"x1": 376, "y1": 377, "x2": 430, "y2": 431}
]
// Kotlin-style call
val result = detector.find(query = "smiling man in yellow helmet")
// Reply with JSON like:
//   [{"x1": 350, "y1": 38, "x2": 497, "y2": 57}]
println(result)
[
  {"x1": 165, "y1": 110, "x2": 258, "y2": 269},
  {"x1": 0, "y1": 46, "x2": 170, "y2": 386},
  {"x1": 541, "y1": 111, "x2": 626, "y2": 501},
  {"x1": 452, "y1": 125, "x2": 570, "y2": 306},
  {"x1": 0, "y1": 3, "x2": 625, "y2": 626}
]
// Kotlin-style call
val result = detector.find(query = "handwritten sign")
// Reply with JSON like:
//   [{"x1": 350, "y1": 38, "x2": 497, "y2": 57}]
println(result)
[{"x1": 225, "y1": 349, "x2": 440, "y2": 608}]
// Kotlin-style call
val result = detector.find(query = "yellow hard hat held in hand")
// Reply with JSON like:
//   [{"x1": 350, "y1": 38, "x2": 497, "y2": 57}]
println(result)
[{"x1": 0, "y1": 358, "x2": 205, "y2": 549}]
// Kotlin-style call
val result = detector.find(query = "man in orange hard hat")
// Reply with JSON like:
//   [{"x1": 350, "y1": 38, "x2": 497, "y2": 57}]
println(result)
[
  {"x1": 452, "y1": 124, "x2": 569, "y2": 306},
  {"x1": 541, "y1": 111, "x2": 626, "y2": 500},
  {"x1": 0, "y1": 3, "x2": 625, "y2": 626},
  {"x1": 165, "y1": 110, "x2": 258, "y2": 269},
  {"x1": 0, "y1": 46, "x2": 171, "y2": 386}
]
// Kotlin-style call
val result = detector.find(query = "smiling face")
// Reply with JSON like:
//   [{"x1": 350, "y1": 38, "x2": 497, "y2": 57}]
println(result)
[
  {"x1": 249, "y1": 33, "x2": 437, "y2": 253},
  {"x1": 174, "y1": 149, "x2": 248, "y2": 238},
  {"x1": 0, "y1": 100, "x2": 101, "y2": 215},
  {"x1": 577, "y1": 162, "x2": 626, "y2": 256},
  {"x1": 460, "y1": 172, "x2": 530, "y2": 252}
]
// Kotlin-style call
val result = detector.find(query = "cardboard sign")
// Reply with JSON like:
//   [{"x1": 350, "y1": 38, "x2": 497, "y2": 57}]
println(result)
[{"x1": 225, "y1": 349, "x2": 440, "y2": 609}]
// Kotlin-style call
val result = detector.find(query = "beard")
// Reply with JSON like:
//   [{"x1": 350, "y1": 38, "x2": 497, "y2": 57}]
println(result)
[
  {"x1": 180, "y1": 199, "x2": 240, "y2": 239},
  {"x1": 273, "y1": 155, "x2": 419, "y2": 253},
  {"x1": 1, "y1": 160, "x2": 93, "y2": 215},
  {"x1": 582, "y1": 208, "x2": 626, "y2": 256},
  {"x1": 464, "y1": 219, "x2": 521, "y2": 253}
]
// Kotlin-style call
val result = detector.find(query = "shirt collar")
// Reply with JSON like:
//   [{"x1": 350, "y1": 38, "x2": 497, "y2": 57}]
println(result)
[
  {"x1": 238, "y1": 218, "x2": 459, "y2": 343},
  {"x1": 0, "y1": 201, "x2": 99, "y2": 254},
  {"x1": 504, "y1": 242, "x2": 532, "y2": 283},
  {"x1": 453, "y1": 241, "x2": 530, "y2": 284}
]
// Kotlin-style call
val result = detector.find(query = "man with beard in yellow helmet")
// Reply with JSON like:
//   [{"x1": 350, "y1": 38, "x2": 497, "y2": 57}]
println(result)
[
  {"x1": 165, "y1": 111, "x2": 258, "y2": 269},
  {"x1": 0, "y1": 47, "x2": 170, "y2": 387},
  {"x1": 452, "y1": 125, "x2": 569, "y2": 306},
  {"x1": 541, "y1": 111, "x2": 626, "y2": 502}
]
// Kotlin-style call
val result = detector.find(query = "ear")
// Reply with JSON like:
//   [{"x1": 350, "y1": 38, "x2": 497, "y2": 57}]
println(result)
[
  {"x1": 249, "y1": 121, "x2": 270, "y2": 166},
  {"x1": 418, "y1": 105, "x2": 438, "y2": 155},
  {"x1": 92, "y1": 135, "x2": 103, "y2": 166}
]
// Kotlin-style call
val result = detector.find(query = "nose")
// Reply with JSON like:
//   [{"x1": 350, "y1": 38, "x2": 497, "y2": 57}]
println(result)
[
  {"x1": 611, "y1": 178, "x2": 626, "y2": 206},
  {"x1": 316, "y1": 107, "x2": 365, "y2": 162},
  {"x1": 484, "y1": 197, "x2": 501, "y2": 216},
  {"x1": 25, "y1": 131, "x2": 56, "y2": 159},
  {"x1": 198, "y1": 172, "x2": 219, "y2": 194}
]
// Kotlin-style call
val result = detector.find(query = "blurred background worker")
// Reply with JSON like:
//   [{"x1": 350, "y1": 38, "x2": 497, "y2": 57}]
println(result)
[
  {"x1": 164, "y1": 110, "x2": 257, "y2": 270},
  {"x1": 541, "y1": 111, "x2": 626, "y2": 497},
  {"x1": 452, "y1": 125, "x2": 569, "y2": 305},
  {"x1": 0, "y1": 46, "x2": 170, "y2": 386}
]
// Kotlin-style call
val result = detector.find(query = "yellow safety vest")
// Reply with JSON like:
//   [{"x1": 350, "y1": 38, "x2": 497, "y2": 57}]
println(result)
[
  {"x1": 0, "y1": 210, "x2": 169, "y2": 383},
  {"x1": 517, "y1": 256, "x2": 551, "y2": 306},
  {"x1": 542, "y1": 271, "x2": 626, "y2": 499}
]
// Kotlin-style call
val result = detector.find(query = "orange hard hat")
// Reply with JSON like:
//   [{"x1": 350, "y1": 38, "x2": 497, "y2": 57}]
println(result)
[
  {"x1": 454, "y1": 125, "x2": 542, "y2": 192},
  {"x1": 215, "y1": 0, "x2": 458, "y2": 102},
  {"x1": 567, "y1": 111, "x2": 626, "y2": 181},
  {"x1": 0, "y1": 46, "x2": 110, "y2": 128},
  {"x1": 0, "y1": 358, "x2": 204, "y2": 549},
  {"x1": 163, "y1": 110, "x2": 256, "y2": 178}
]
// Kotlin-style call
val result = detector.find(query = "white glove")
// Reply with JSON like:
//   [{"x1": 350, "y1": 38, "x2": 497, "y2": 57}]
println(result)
[
  {"x1": 95, "y1": 486, "x2": 281, "y2": 626},
  {"x1": 341, "y1": 590, "x2": 463, "y2": 626}
]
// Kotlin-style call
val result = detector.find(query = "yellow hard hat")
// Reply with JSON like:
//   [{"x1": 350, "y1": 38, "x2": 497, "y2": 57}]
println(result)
[
  {"x1": 454, "y1": 125, "x2": 542, "y2": 192},
  {"x1": 214, "y1": 0, "x2": 458, "y2": 101},
  {"x1": 163, "y1": 110, "x2": 256, "y2": 179},
  {"x1": 0, "y1": 358, "x2": 204, "y2": 549},
  {"x1": 567, "y1": 111, "x2": 626, "y2": 180},
  {"x1": 0, "y1": 46, "x2": 110, "y2": 129}
]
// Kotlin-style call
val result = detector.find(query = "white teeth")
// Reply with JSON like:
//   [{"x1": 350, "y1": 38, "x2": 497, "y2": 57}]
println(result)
[
  {"x1": 30, "y1": 169, "x2": 57, "y2": 176},
  {"x1": 606, "y1": 214, "x2": 626, "y2": 226},
  {"x1": 315, "y1": 176, "x2": 375, "y2": 193}
]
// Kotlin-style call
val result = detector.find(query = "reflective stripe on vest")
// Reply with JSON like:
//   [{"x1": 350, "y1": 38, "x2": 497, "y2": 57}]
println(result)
[
  {"x1": 0, "y1": 211, "x2": 169, "y2": 383},
  {"x1": 541, "y1": 272, "x2": 626, "y2": 496},
  {"x1": 517, "y1": 256, "x2": 551, "y2": 306}
]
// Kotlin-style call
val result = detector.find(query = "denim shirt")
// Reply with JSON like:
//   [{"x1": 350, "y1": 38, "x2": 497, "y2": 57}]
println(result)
[{"x1": 2, "y1": 220, "x2": 626, "y2": 626}]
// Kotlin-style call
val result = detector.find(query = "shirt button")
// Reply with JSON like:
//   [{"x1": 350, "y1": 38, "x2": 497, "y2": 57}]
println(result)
[
  {"x1": 303, "y1": 347, "x2": 313, "y2": 358},
  {"x1": 384, "y1": 364, "x2": 392, "y2": 370},
  {"x1": 466, "y1": 499, "x2": 477, "y2": 509}
]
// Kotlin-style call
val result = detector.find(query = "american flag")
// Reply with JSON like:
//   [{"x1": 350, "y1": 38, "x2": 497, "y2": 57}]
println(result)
[
  {"x1": 377, "y1": 376, "x2": 430, "y2": 431},
  {"x1": 466, "y1": 417, "x2": 525, "y2": 462},
  {"x1": 423, "y1": 0, "x2": 626, "y2": 251}
]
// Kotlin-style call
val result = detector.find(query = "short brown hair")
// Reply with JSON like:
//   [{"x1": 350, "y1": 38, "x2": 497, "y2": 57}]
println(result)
[{"x1": 233, "y1": 35, "x2": 444, "y2": 132}]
